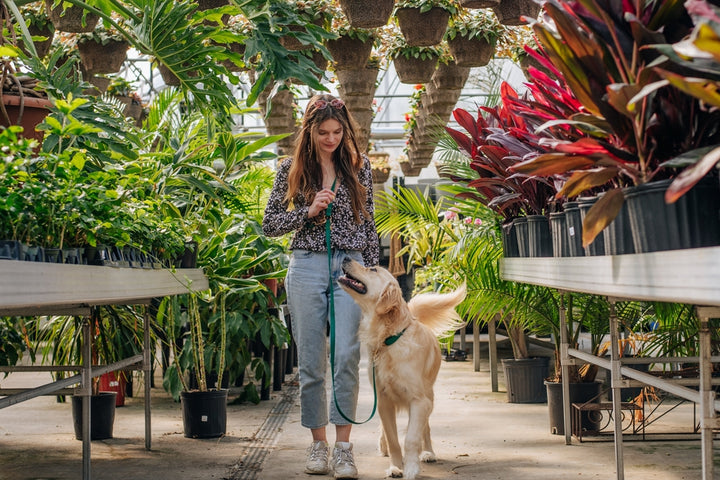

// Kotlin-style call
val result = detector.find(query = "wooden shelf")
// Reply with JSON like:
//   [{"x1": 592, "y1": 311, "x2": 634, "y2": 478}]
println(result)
[
  {"x1": 0, "y1": 260, "x2": 209, "y2": 315},
  {"x1": 500, "y1": 246, "x2": 720, "y2": 306}
]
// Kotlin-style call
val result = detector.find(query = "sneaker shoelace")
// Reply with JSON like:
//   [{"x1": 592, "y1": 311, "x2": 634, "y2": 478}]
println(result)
[
  {"x1": 333, "y1": 448, "x2": 355, "y2": 468},
  {"x1": 308, "y1": 443, "x2": 328, "y2": 463}
]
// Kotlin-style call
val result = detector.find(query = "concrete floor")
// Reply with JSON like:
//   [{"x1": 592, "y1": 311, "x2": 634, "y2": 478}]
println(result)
[{"x1": 0, "y1": 344, "x2": 715, "y2": 480}]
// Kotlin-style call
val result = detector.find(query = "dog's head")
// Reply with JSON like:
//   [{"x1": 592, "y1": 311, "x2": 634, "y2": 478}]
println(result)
[{"x1": 338, "y1": 258, "x2": 405, "y2": 317}]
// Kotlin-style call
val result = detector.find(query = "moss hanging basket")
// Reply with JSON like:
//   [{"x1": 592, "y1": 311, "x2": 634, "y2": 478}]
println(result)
[
  {"x1": 77, "y1": 38, "x2": 129, "y2": 74},
  {"x1": 45, "y1": 0, "x2": 99, "y2": 33},
  {"x1": 25, "y1": 24, "x2": 55, "y2": 58},
  {"x1": 395, "y1": 7, "x2": 450, "y2": 47},
  {"x1": 326, "y1": 35, "x2": 374, "y2": 71},
  {"x1": 431, "y1": 61, "x2": 471, "y2": 90},
  {"x1": 460, "y1": 0, "x2": 501, "y2": 7},
  {"x1": 447, "y1": 35, "x2": 495, "y2": 67},
  {"x1": 336, "y1": 66, "x2": 380, "y2": 97},
  {"x1": 339, "y1": 0, "x2": 395, "y2": 28},
  {"x1": 393, "y1": 54, "x2": 438, "y2": 84},
  {"x1": 493, "y1": 0, "x2": 543, "y2": 26}
]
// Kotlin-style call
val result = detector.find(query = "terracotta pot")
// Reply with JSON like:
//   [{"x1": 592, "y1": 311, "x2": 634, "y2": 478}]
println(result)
[
  {"x1": 395, "y1": 7, "x2": 450, "y2": 47},
  {"x1": 45, "y1": 0, "x2": 99, "y2": 33},
  {"x1": 0, "y1": 95, "x2": 53, "y2": 143},
  {"x1": 447, "y1": 35, "x2": 495, "y2": 67},
  {"x1": 339, "y1": 0, "x2": 394, "y2": 28},
  {"x1": 393, "y1": 54, "x2": 438, "y2": 84},
  {"x1": 326, "y1": 35, "x2": 374, "y2": 70}
]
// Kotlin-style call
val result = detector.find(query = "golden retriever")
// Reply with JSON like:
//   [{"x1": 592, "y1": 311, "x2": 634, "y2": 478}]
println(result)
[{"x1": 338, "y1": 258, "x2": 466, "y2": 479}]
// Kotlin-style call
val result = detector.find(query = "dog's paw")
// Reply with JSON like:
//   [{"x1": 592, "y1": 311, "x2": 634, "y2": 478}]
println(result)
[
  {"x1": 386, "y1": 465, "x2": 403, "y2": 478},
  {"x1": 420, "y1": 451, "x2": 436, "y2": 463},
  {"x1": 403, "y1": 461, "x2": 420, "y2": 479}
]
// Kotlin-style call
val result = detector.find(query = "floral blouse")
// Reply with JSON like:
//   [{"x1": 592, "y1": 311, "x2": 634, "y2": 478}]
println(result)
[{"x1": 262, "y1": 155, "x2": 380, "y2": 267}]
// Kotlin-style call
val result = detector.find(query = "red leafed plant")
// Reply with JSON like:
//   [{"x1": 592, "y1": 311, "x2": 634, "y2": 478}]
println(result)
[{"x1": 509, "y1": 0, "x2": 720, "y2": 245}]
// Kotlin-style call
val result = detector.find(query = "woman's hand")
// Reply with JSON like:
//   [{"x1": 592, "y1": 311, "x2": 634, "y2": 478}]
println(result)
[{"x1": 308, "y1": 188, "x2": 336, "y2": 218}]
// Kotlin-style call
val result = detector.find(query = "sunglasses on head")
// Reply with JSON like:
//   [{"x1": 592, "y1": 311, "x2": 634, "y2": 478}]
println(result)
[{"x1": 314, "y1": 98, "x2": 345, "y2": 110}]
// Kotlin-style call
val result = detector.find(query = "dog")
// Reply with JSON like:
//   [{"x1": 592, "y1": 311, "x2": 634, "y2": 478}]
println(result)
[{"x1": 338, "y1": 258, "x2": 466, "y2": 479}]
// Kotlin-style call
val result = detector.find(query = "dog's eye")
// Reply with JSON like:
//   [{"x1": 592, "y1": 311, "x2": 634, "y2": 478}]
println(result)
[{"x1": 369, "y1": 267, "x2": 377, "y2": 272}]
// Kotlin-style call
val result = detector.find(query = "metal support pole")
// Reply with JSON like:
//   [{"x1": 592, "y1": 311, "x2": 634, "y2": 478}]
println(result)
[
  {"x1": 488, "y1": 315, "x2": 498, "y2": 392},
  {"x1": 609, "y1": 300, "x2": 625, "y2": 480},
  {"x1": 82, "y1": 314, "x2": 93, "y2": 480},
  {"x1": 696, "y1": 307, "x2": 718, "y2": 480},
  {"x1": 144, "y1": 306, "x2": 152, "y2": 451},
  {"x1": 559, "y1": 293, "x2": 571, "y2": 445},
  {"x1": 473, "y1": 320, "x2": 480, "y2": 372}
]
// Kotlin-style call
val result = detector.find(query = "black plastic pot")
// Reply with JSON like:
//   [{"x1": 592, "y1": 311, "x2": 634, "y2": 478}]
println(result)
[
  {"x1": 625, "y1": 177, "x2": 720, "y2": 253},
  {"x1": 549, "y1": 212, "x2": 570, "y2": 257},
  {"x1": 563, "y1": 201, "x2": 584, "y2": 257},
  {"x1": 501, "y1": 220, "x2": 520, "y2": 258},
  {"x1": 71, "y1": 392, "x2": 117, "y2": 440},
  {"x1": 526, "y1": 215, "x2": 552, "y2": 257},
  {"x1": 545, "y1": 381, "x2": 602, "y2": 436},
  {"x1": 577, "y1": 196, "x2": 605, "y2": 256},
  {"x1": 502, "y1": 357, "x2": 550, "y2": 403},
  {"x1": 513, "y1": 217, "x2": 529, "y2": 257},
  {"x1": 602, "y1": 198, "x2": 635, "y2": 256},
  {"x1": 181, "y1": 389, "x2": 228, "y2": 439}
]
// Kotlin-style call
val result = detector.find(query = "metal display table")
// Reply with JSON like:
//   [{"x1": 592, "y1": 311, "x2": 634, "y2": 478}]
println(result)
[
  {"x1": 0, "y1": 260, "x2": 209, "y2": 480},
  {"x1": 500, "y1": 246, "x2": 720, "y2": 480}
]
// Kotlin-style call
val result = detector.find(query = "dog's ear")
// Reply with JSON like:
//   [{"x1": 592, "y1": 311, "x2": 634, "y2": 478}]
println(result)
[{"x1": 376, "y1": 283, "x2": 402, "y2": 316}]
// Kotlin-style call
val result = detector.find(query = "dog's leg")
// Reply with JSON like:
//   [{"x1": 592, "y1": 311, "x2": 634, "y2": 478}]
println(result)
[
  {"x1": 378, "y1": 398, "x2": 403, "y2": 478},
  {"x1": 403, "y1": 398, "x2": 433, "y2": 479},
  {"x1": 419, "y1": 420, "x2": 436, "y2": 463},
  {"x1": 378, "y1": 425, "x2": 389, "y2": 457}
]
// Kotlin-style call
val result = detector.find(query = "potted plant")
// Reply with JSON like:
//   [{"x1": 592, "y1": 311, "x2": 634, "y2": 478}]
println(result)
[
  {"x1": 444, "y1": 9, "x2": 503, "y2": 68},
  {"x1": 337, "y1": 0, "x2": 395, "y2": 29},
  {"x1": 325, "y1": 14, "x2": 376, "y2": 72},
  {"x1": 76, "y1": 20, "x2": 130, "y2": 75},
  {"x1": 508, "y1": 0, "x2": 720, "y2": 252},
  {"x1": 44, "y1": 0, "x2": 99, "y2": 33},
  {"x1": 393, "y1": 0, "x2": 457, "y2": 47},
  {"x1": 19, "y1": 1, "x2": 55, "y2": 58},
  {"x1": 387, "y1": 33, "x2": 443, "y2": 84},
  {"x1": 492, "y1": 0, "x2": 543, "y2": 26}
]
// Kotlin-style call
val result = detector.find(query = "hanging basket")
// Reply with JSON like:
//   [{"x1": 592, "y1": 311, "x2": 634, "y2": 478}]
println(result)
[
  {"x1": 197, "y1": 0, "x2": 229, "y2": 10},
  {"x1": 336, "y1": 66, "x2": 379, "y2": 97},
  {"x1": 326, "y1": 35, "x2": 374, "y2": 71},
  {"x1": 393, "y1": 54, "x2": 438, "y2": 84},
  {"x1": 279, "y1": 17, "x2": 324, "y2": 51},
  {"x1": 395, "y1": 7, "x2": 450, "y2": 47},
  {"x1": 493, "y1": 0, "x2": 543, "y2": 26},
  {"x1": 431, "y1": 61, "x2": 471, "y2": 90},
  {"x1": 45, "y1": 0, "x2": 99, "y2": 33},
  {"x1": 460, "y1": 0, "x2": 501, "y2": 7},
  {"x1": 24, "y1": 24, "x2": 55, "y2": 58},
  {"x1": 77, "y1": 38, "x2": 129, "y2": 74},
  {"x1": 447, "y1": 35, "x2": 495, "y2": 67},
  {"x1": 339, "y1": 0, "x2": 394, "y2": 28}
]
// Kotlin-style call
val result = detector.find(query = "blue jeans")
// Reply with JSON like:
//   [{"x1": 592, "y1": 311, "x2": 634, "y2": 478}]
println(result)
[{"x1": 286, "y1": 249, "x2": 363, "y2": 429}]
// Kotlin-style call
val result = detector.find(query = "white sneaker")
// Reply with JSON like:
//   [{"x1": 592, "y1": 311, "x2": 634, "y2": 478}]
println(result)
[
  {"x1": 331, "y1": 442, "x2": 358, "y2": 479},
  {"x1": 305, "y1": 440, "x2": 329, "y2": 475}
]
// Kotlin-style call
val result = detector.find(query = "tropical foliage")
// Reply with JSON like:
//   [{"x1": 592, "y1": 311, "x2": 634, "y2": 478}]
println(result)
[{"x1": 507, "y1": 0, "x2": 720, "y2": 244}]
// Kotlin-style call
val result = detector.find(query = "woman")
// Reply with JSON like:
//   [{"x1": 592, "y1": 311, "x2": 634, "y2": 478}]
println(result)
[{"x1": 263, "y1": 93, "x2": 380, "y2": 479}]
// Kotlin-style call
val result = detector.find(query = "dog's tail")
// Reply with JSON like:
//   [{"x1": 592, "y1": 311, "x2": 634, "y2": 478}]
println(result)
[{"x1": 408, "y1": 283, "x2": 467, "y2": 337}]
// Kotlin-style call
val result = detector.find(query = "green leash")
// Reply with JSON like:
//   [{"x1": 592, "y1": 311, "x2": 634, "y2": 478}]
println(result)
[{"x1": 325, "y1": 180, "x2": 377, "y2": 425}]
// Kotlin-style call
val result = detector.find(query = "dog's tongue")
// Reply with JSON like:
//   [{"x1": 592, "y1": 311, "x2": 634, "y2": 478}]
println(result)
[{"x1": 338, "y1": 275, "x2": 367, "y2": 294}]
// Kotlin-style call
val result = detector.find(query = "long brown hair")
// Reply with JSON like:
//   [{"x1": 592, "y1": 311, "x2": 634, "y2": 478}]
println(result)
[{"x1": 285, "y1": 93, "x2": 369, "y2": 222}]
